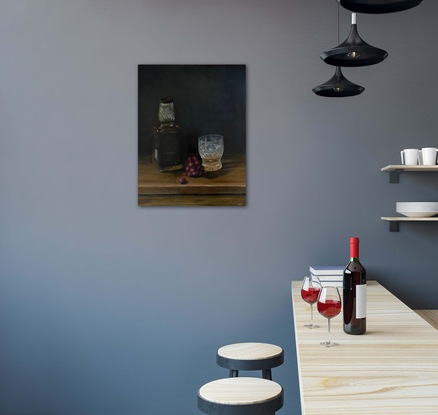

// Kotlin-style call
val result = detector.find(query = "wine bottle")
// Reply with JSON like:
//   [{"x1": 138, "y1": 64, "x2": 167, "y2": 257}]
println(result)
[{"x1": 343, "y1": 237, "x2": 366, "y2": 335}]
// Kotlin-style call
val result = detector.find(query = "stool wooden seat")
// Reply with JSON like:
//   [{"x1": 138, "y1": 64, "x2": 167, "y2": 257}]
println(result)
[
  {"x1": 217, "y1": 342, "x2": 284, "y2": 380},
  {"x1": 198, "y1": 377, "x2": 284, "y2": 415}
]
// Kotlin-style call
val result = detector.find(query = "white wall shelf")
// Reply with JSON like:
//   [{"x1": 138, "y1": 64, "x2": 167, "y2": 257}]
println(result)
[
  {"x1": 381, "y1": 165, "x2": 438, "y2": 183},
  {"x1": 381, "y1": 165, "x2": 438, "y2": 231},
  {"x1": 381, "y1": 216, "x2": 438, "y2": 232}
]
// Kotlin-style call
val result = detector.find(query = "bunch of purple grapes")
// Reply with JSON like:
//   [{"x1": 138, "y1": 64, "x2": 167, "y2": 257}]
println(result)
[{"x1": 184, "y1": 155, "x2": 203, "y2": 177}]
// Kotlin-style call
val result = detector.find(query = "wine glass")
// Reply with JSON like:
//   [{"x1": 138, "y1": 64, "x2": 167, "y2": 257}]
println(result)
[
  {"x1": 301, "y1": 275, "x2": 322, "y2": 329},
  {"x1": 317, "y1": 286, "x2": 342, "y2": 347}
]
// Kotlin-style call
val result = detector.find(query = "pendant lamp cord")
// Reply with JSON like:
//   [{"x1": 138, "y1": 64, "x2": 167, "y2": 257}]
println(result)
[{"x1": 337, "y1": 1, "x2": 340, "y2": 44}]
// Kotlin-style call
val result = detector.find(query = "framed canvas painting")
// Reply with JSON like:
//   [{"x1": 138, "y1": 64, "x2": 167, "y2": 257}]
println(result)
[{"x1": 138, "y1": 64, "x2": 246, "y2": 206}]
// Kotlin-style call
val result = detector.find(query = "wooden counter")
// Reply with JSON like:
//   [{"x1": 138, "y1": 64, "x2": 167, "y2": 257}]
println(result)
[
  {"x1": 138, "y1": 154, "x2": 246, "y2": 206},
  {"x1": 291, "y1": 280, "x2": 438, "y2": 415}
]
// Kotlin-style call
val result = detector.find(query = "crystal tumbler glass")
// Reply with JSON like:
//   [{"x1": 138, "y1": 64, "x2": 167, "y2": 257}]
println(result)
[{"x1": 198, "y1": 134, "x2": 224, "y2": 172}]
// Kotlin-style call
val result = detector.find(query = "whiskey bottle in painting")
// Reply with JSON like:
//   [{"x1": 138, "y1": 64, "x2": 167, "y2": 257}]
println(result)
[{"x1": 152, "y1": 98, "x2": 184, "y2": 172}]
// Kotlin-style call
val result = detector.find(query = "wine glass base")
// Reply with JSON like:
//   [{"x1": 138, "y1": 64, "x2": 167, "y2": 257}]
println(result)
[
  {"x1": 304, "y1": 323, "x2": 320, "y2": 329},
  {"x1": 320, "y1": 341, "x2": 338, "y2": 347}
]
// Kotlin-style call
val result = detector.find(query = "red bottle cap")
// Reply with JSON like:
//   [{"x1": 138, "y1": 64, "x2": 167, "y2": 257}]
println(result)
[{"x1": 350, "y1": 237, "x2": 359, "y2": 258}]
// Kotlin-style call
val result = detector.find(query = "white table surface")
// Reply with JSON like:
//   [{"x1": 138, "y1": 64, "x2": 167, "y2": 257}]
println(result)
[{"x1": 291, "y1": 280, "x2": 438, "y2": 415}]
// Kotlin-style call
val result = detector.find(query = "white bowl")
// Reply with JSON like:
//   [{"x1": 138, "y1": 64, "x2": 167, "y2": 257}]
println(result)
[{"x1": 396, "y1": 202, "x2": 438, "y2": 217}]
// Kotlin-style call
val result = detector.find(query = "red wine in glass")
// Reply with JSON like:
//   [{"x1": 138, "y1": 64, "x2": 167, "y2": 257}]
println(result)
[
  {"x1": 317, "y1": 286, "x2": 342, "y2": 347},
  {"x1": 318, "y1": 299, "x2": 341, "y2": 318},
  {"x1": 301, "y1": 287, "x2": 320, "y2": 303},
  {"x1": 301, "y1": 275, "x2": 322, "y2": 329}
]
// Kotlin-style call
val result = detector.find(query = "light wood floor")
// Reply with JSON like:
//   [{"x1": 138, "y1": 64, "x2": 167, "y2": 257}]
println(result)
[{"x1": 414, "y1": 310, "x2": 438, "y2": 329}]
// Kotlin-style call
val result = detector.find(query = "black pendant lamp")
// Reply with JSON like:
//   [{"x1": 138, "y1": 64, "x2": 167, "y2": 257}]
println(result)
[
  {"x1": 313, "y1": 66, "x2": 364, "y2": 97},
  {"x1": 321, "y1": 13, "x2": 388, "y2": 67},
  {"x1": 339, "y1": 0, "x2": 423, "y2": 14}
]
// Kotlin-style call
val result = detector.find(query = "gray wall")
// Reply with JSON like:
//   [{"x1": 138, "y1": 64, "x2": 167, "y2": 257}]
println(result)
[{"x1": 1, "y1": 1, "x2": 437, "y2": 414}]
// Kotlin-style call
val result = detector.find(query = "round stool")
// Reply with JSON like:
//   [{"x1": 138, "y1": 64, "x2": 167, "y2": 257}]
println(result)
[
  {"x1": 198, "y1": 377, "x2": 283, "y2": 415},
  {"x1": 217, "y1": 342, "x2": 284, "y2": 380}
]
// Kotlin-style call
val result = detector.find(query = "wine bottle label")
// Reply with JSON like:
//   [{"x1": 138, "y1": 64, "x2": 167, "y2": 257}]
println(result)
[{"x1": 356, "y1": 284, "x2": 366, "y2": 319}]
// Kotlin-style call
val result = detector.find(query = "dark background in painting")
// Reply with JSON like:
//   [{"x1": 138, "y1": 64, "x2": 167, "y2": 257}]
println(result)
[{"x1": 138, "y1": 65, "x2": 246, "y2": 158}]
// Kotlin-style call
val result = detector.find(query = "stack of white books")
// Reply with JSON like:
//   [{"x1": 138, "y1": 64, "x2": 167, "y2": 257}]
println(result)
[{"x1": 309, "y1": 265, "x2": 344, "y2": 288}]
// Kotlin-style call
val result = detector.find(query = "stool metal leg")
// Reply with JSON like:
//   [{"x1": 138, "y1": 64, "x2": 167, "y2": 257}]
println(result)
[
  {"x1": 229, "y1": 369, "x2": 239, "y2": 377},
  {"x1": 262, "y1": 369, "x2": 272, "y2": 380}
]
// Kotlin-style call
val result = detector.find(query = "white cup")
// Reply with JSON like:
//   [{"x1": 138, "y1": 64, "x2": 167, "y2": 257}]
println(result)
[
  {"x1": 400, "y1": 149, "x2": 420, "y2": 165},
  {"x1": 420, "y1": 147, "x2": 438, "y2": 166}
]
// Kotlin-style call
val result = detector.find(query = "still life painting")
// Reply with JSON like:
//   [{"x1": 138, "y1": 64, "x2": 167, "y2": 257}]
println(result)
[{"x1": 138, "y1": 64, "x2": 246, "y2": 206}]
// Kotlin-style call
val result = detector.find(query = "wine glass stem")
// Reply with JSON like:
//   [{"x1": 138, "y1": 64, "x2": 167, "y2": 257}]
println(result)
[
  {"x1": 327, "y1": 318, "x2": 331, "y2": 343},
  {"x1": 310, "y1": 304, "x2": 314, "y2": 325}
]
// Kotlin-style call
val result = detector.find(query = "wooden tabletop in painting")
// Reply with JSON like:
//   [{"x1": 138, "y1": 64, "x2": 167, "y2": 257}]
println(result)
[
  {"x1": 138, "y1": 154, "x2": 246, "y2": 206},
  {"x1": 291, "y1": 280, "x2": 438, "y2": 415}
]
